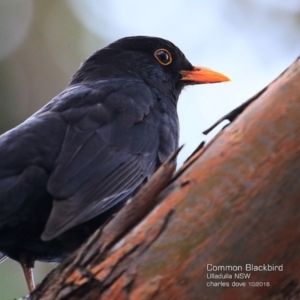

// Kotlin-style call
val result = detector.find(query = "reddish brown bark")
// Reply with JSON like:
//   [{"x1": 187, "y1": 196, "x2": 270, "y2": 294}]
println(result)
[{"x1": 28, "y1": 57, "x2": 300, "y2": 300}]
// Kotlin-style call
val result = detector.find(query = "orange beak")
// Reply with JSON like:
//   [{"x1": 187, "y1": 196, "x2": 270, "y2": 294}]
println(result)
[{"x1": 180, "y1": 66, "x2": 230, "y2": 84}]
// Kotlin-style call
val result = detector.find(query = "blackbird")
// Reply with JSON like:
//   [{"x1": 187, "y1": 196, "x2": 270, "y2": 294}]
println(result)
[{"x1": 0, "y1": 36, "x2": 229, "y2": 291}]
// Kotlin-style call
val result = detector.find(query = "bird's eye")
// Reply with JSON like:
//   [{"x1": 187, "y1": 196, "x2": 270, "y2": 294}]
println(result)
[{"x1": 154, "y1": 49, "x2": 172, "y2": 66}]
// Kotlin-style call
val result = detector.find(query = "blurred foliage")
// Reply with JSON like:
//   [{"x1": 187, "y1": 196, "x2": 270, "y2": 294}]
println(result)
[
  {"x1": 0, "y1": 0, "x2": 106, "y2": 134},
  {"x1": 0, "y1": 0, "x2": 300, "y2": 299}
]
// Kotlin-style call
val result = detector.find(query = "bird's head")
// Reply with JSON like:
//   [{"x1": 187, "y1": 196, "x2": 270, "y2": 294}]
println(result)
[{"x1": 71, "y1": 36, "x2": 230, "y2": 103}]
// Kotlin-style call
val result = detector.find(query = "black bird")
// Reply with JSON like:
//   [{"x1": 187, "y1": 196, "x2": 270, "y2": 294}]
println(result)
[{"x1": 0, "y1": 36, "x2": 229, "y2": 291}]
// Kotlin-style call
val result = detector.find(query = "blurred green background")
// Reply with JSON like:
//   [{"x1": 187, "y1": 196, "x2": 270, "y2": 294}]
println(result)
[{"x1": 0, "y1": 0, "x2": 300, "y2": 298}]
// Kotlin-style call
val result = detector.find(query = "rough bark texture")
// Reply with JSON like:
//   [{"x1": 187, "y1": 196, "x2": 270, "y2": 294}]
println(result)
[{"x1": 28, "y1": 57, "x2": 300, "y2": 300}]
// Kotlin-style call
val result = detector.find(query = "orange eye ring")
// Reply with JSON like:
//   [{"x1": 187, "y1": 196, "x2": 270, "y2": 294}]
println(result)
[{"x1": 154, "y1": 48, "x2": 172, "y2": 66}]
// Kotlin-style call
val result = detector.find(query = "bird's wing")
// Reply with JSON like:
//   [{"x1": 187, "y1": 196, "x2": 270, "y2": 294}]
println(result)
[{"x1": 41, "y1": 80, "x2": 161, "y2": 240}]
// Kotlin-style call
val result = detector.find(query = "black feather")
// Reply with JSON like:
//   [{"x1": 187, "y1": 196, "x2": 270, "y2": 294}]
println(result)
[{"x1": 0, "y1": 36, "x2": 202, "y2": 266}]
